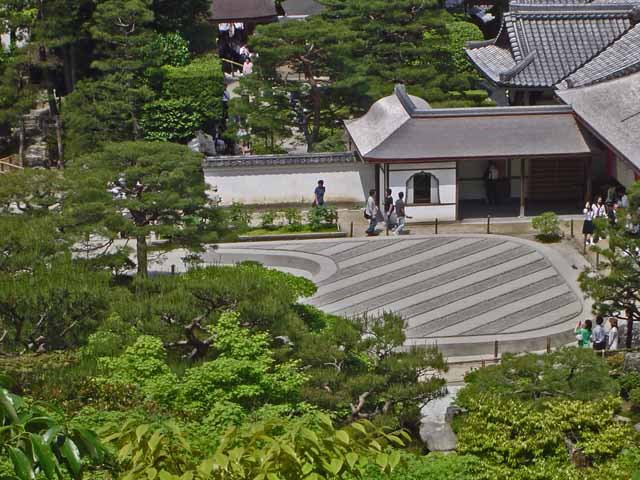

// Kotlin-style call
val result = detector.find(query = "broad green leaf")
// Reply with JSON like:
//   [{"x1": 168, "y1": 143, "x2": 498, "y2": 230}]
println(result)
[
  {"x1": 146, "y1": 467, "x2": 158, "y2": 479},
  {"x1": 43, "y1": 426, "x2": 63, "y2": 444},
  {"x1": 136, "y1": 424, "x2": 150, "y2": 442},
  {"x1": 9, "y1": 447, "x2": 35, "y2": 480},
  {"x1": 73, "y1": 428, "x2": 103, "y2": 461},
  {"x1": 326, "y1": 458, "x2": 343, "y2": 475},
  {"x1": 335, "y1": 430, "x2": 349, "y2": 445},
  {"x1": 345, "y1": 452, "x2": 358, "y2": 469},
  {"x1": 0, "y1": 388, "x2": 19, "y2": 423},
  {"x1": 197, "y1": 458, "x2": 215, "y2": 476},
  {"x1": 59, "y1": 438, "x2": 83, "y2": 479},
  {"x1": 148, "y1": 430, "x2": 163, "y2": 453},
  {"x1": 180, "y1": 472, "x2": 193, "y2": 480},
  {"x1": 31, "y1": 434, "x2": 58, "y2": 479},
  {"x1": 389, "y1": 450, "x2": 401, "y2": 470},
  {"x1": 375, "y1": 453, "x2": 388, "y2": 470},
  {"x1": 214, "y1": 452, "x2": 229, "y2": 469},
  {"x1": 301, "y1": 462, "x2": 314, "y2": 475},
  {"x1": 267, "y1": 474, "x2": 280, "y2": 480},
  {"x1": 350, "y1": 422, "x2": 367, "y2": 435}
]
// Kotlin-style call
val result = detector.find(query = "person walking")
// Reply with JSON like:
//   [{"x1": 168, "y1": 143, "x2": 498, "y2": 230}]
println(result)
[
  {"x1": 384, "y1": 189, "x2": 395, "y2": 230},
  {"x1": 365, "y1": 189, "x2": 379, "y2": 236},
  {"x1": 484, "y1": 162, "x2": 499, "y2": 205},
  {"x1": 393, "y1": 192, "x2": 411, "y2": 235},
  {"x1": 608, "y1": 318, "x2": 619, "y2": 351},
  {"x1": 591, "y1": 316, "x2": 606, "y2": 351},
  {"x1": 583, "y1": 202, "x2": 595, "y2": 245},
  {"x1": 313, "y1": 180, "x2": 326, "y2": 207},
  {"x1": 575, "y1": 319, "x2": 592, "y2": 348}
]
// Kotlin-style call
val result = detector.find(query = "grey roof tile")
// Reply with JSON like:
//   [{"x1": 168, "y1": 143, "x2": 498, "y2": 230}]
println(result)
[
  {"x1": 558, "y1": 23, "x2": 640, "y2": 88},
  {"x1": 465, "y1": 1, "x2": 639, "y2": 88}
]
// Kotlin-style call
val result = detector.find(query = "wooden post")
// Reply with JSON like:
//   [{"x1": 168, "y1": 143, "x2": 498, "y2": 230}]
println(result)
[
  {"x1": 546, "y1": 336, "x2": 551, "y2": 353},
  {"x1": 585, "y1": 156, "x2": 593, "y2": 202},
  {"x1": 350, "y1": 221, "x2": 354, "y2": 238},
  {"x1": 494, "y1": 340, "x2": 499, "y2": 359},
  {"x1": 18, "y1": 119, "x2": 25, "y2": 166},
  {"x1": 487, "y1": 215, "x2": 491, "y2": 234},
  {"x1": 519, "y1": 158, "x2": 526, "y2": 217},
  {"x1": 570, "y1": 219, "x2": 574, "y2": 238},
  {"x1": 55, "y1": 115, "x2": 63, "y2": 168},
  {"x1": 171, "y1": 265, "x2": 176, "y2": 275},
  {"x1": 435, "y1": 218, "x2": 438, "y2": 234}
]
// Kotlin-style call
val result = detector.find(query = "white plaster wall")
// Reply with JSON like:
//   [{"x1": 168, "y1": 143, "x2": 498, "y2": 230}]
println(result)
[
  {"x1": 616, "y1": 157, "x2": 638, "y2": 188},
  {"x1": 205, "y1": 162, "x2": 375, "y2": 205},
  {"x1": 388, "y1": 163, "x2": 457, "y2": 221}
]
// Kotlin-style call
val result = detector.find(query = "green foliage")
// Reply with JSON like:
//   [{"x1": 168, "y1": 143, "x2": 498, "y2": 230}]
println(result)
[
  {"x1": 353, "y1": 452, "x2": 487, "y2": 480},
  {"x1": 284, "y1": 208, "x2": 303, "y2": 230},
  {"x1": 226, "y1": 202, "x2": 252, "y2": 231},
  {"x1": 67, "y1": 141, "x2": 229, "y2": 276},
  {"x1": 95, "y1": 312, "x2": 307, "y2": 418},
  {"x1": 620, "y1": 372, "x2": 640, "y2": 397},
  {"x1": 62, "y1": 73, "x2": 154, "y2": 156},
  {"x1": 0, "y1": 254, "x2": 112, "y2": 349},
  {"x1": 532, "y1": 212, "x2": 562, "y2": 242},
  {"x1": 139, "y1": 98, "x2": 202, "y2": 142},
  {"x1": 145, "y1": 32, "x2": 190, "y2": 67},
  {"x1": 259, "y1": 209, "x2": 279, "y2": 228},
  {"x1": 141, "y1": 55, "x2": 223, "y2": 142},
  {"x1": 90, "y1": 0, "x2": 155, "y2": 74},
  {"x1": 456, "y1": 395, "x2": 636, "y2": 473},
  {"x1": 457, "y1": 348, "x2": 618, "y2": 405},
  {"x1": 297, "y1": 312, "x2": 447, "y2": 424},
  {"x1": 101, "y1": 413, "x2": 410, "y2": 479},
  {"x1": 307, "y1": 206, "x2": 338, "y2": 231},
  {"x1": 629, "y1": 388, "x2": 640, "y2": 409},
  {"x1": 0, "y1": 384, "x2": 105, "y2": 480}
]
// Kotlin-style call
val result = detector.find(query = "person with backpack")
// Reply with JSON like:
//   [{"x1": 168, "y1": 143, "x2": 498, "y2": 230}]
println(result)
[
  {"x1": 575, "y1": 319, "x2": 592, "y2": 348},
  {"x1": 365, "y1": 189, "x2": 379, "y2": 236}
]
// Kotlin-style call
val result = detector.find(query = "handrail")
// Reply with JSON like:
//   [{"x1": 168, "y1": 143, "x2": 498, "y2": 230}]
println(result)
[
  {"x1": 221, "y1": 57, "x2": 244, "y2": 68},
  {"x1": 0, "y1": 155, "x2": 23, "y2": 173}
]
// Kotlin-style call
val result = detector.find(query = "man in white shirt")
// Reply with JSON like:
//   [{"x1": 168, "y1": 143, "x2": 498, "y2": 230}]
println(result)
[
  {"x1": 365, "y1": 189, "x2": 379, "y2": 236},
  {"x1": 484, "y1": 162, "x2": 499, "y2": 205}
]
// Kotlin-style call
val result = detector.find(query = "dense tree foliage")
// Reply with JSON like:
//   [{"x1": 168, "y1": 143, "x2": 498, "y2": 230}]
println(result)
[
  {"x1": 232, "y1": 0, "x2": 489, "y2": 152},
  {"x1": 67, "y1": 141, "x2": 228, "y2": 276}
]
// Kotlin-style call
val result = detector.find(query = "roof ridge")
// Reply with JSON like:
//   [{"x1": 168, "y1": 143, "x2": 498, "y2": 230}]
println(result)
[
  {"x1": 504, "y1": 13, "x2": 525, "y2": 61},
  {"x1": 500, "y1": 50, "x2": 537, "y2": 81},
  {"x1": 411, "y1": 104, "x2": 574, "y2": 118}
]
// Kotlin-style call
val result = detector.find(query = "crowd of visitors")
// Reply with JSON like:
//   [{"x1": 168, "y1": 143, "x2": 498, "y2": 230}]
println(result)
[
  {"x1": 363, "y1": 188, "x2": 411, "y2": 236},
  {"x1": 575, "y1": 313, "x2": 639, "y2": 351},
  {"x1": 582, "y1": 186, "x2": 634, "y2": 244}
]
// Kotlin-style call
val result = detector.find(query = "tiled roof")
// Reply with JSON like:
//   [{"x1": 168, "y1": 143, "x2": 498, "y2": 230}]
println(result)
[
  {"x1": 558, "y1": 23, "x2": 640, "y2": 88},
  {"x1": 345, "y1": 85, "x2": 592, "y2": 161},
  {"x1": 203, "y1": 152, "x2": 357, "y2": 168},
  {"x1": 465, "y1": 1, "x2": 640, "y2": 88},
  {"x1": 557, "y1": 71, "x2": 640, "y2": 171}
]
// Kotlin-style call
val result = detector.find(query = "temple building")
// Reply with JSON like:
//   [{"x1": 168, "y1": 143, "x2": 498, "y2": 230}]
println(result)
[
  {"x1": 204, "y1": 0, "x2": 640, "y2": 221},
  {"x1": 465, "y1": 0, "x2": 640, "y2": 105}
]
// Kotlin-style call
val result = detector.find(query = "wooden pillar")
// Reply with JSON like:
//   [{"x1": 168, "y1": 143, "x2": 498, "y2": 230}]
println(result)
[
  {"x1": 519, "y1": 158, "x2": 526, "y2": 217},
  {"x1": 585, "y1": 156, "x2": 593, "y2": 202}
]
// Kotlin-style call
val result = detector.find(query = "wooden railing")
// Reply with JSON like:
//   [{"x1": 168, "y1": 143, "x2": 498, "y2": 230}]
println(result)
[{"x1": 0, "y1": 155, "x2": 23, "y2": 174}]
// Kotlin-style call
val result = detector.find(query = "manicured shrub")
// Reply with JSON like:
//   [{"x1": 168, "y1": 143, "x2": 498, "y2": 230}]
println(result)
[
  {"x1": 260, "y1": 209, "x2": 279, "y2": 228},
  {"x1": 532, "y1": 211, "x2": 562, "y2": 242}
]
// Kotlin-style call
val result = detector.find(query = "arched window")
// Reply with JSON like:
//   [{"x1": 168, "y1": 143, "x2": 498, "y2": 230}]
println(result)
[{"x1": 406, "y1": 172, "x2": 440, "y2": 205}]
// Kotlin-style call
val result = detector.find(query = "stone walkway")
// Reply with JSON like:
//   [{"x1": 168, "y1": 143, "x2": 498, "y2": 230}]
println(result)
[{"x1": 207, "y1": 234, "x2": 590, "y2": 357}]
